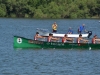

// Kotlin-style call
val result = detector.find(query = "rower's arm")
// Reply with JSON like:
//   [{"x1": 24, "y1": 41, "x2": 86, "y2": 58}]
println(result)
[
  {"x1": 52, "y1": 37, "x2": 59, "y2": 40},
  {"x1": 81, "y1": 38, "x2": 88, "y2": 42},
  {"x1": 66, "y1": 38, "x2": 73, "y2": 41},
  {"x1": 37, "y1": 35, "x2": 44, "y2": 38},
  {"x1": 95, "y1": 39, "x2": 100, "y2": 41}
]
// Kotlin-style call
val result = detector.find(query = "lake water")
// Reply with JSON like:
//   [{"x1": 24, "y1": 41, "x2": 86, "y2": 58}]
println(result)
[{"x1": 0, "y1": 18, "x2": 100, "y2": 75}]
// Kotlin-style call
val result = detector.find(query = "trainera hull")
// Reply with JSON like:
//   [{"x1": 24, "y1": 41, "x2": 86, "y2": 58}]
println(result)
[{"x1": 13, "y1": 36, "x2": 100, "y2": 50}]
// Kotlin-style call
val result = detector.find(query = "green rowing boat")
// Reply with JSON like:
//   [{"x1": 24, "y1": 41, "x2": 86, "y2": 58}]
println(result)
[{"x1": 13, "y1": 36, "x2": 100, "y2": 50}]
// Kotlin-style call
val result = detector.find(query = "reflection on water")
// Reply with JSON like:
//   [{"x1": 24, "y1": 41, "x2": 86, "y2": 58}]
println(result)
[{"x1": 0, "y1": 18, "x2": 100, "y2": 75}]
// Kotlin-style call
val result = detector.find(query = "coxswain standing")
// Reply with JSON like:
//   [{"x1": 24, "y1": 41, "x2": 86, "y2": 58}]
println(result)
[{"x1": 52, "y1": 22, "x2": 57, "y2": 33}]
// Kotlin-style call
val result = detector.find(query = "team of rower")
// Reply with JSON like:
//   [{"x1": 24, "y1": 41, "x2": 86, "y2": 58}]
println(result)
[{"x1": 34, "y1": 31, "x2": 100, "y2": 44}]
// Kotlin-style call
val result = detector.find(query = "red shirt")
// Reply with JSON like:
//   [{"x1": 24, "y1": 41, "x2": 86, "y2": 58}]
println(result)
[
  {"x1": 62, "y1": 37, "x2": 66, "y2": 43},
  {"x1": 77, "y1": 38, "x2": 80, "y2": 43},
  {"x1": 34, "y1": 34, "x2": 38, "y2": 40},
  {"x1": 47, "y1": 36, "x2": 52, "y2": 42},
  {"x1": 92, "y1": 38, "x2": 95, "y2": 44}
]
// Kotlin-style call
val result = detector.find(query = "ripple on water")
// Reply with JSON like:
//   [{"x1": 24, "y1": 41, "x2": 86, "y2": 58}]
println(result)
[{"x1": 0, "y1": 19, "x2": 100, "y2": 75}]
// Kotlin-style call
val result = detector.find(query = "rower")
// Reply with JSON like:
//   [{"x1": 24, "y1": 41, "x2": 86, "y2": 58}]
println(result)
[
  {"x1": 77, "y1": 34, "x2": 88, "y2": 43},
  {"x1": 47, "y1": 33, "x2": 59, "y2": 42},
  {"x1": 62, "y1": 34, "x2": 73, "y2": 43},
  {"x1": 92, "y1": 35, "x2": 100, "y2": 44},
  {"x1": 34, "y1": 32, "x2": 45, "y2": 40}
]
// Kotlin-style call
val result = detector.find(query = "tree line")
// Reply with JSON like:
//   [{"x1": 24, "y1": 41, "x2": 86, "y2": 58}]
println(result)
[{"x1": 0, "y1": 0, "x2": 100, "y2": 18}]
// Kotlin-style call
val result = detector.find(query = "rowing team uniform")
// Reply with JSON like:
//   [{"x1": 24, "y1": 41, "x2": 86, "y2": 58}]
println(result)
[
  {"x1": 92, "y1": 38, "x2": 95, "y2": 44},
  {"x1": 77, "y1": 38, "x2": 82, "y2": 46},
  {"x1": 47, "y1": 36, "x2": 52, "y2": 42},
  {"x1": 77, "y1": 38, "x2": 80, "y2": 43},
  {"x1": 34, "y1": 36, "x2": 37, "y2": 40},
  {"x1": 77, "y1": 38, "x2": 83, "y2": 43},
  {"x1": 62, "y1": 37, "x2": 66, "y2": 43},
  {"x1": 34, "y1": 34, "x2": 38, "y2": 40}
]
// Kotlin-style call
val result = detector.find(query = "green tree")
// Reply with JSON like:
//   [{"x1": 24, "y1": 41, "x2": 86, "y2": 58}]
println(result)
[
  {"x1": 0, "y1": 4, "x2": 6, "y2": 17},
  {"x1": 0, "y1": 0, "x2": 99, "y2": 18}
]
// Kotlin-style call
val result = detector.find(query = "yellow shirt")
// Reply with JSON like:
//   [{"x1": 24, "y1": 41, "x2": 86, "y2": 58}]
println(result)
[{"x1": 52, "y1": 24, "x2": 57, "y2": 30}]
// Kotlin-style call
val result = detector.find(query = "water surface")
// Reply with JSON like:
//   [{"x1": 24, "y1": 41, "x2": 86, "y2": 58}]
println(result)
[{"x1": 0, "y1": 18, "x2": 100, "y2": 75}]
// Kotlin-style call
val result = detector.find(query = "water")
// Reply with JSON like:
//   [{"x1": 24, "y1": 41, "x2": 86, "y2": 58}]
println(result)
[{"x1": 0, "y1": 18, "x2": 100, "y2": 75}]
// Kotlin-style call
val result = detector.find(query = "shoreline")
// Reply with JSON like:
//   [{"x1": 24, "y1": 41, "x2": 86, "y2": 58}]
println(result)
[{"x1": 0, "y1": 16, "x2": 100, "y2": 19}]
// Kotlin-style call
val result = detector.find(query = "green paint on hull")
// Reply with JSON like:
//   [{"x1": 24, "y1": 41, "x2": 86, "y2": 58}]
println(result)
[{"x1": 13, "y1": 36, "x2": 100, "y2": 50}]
